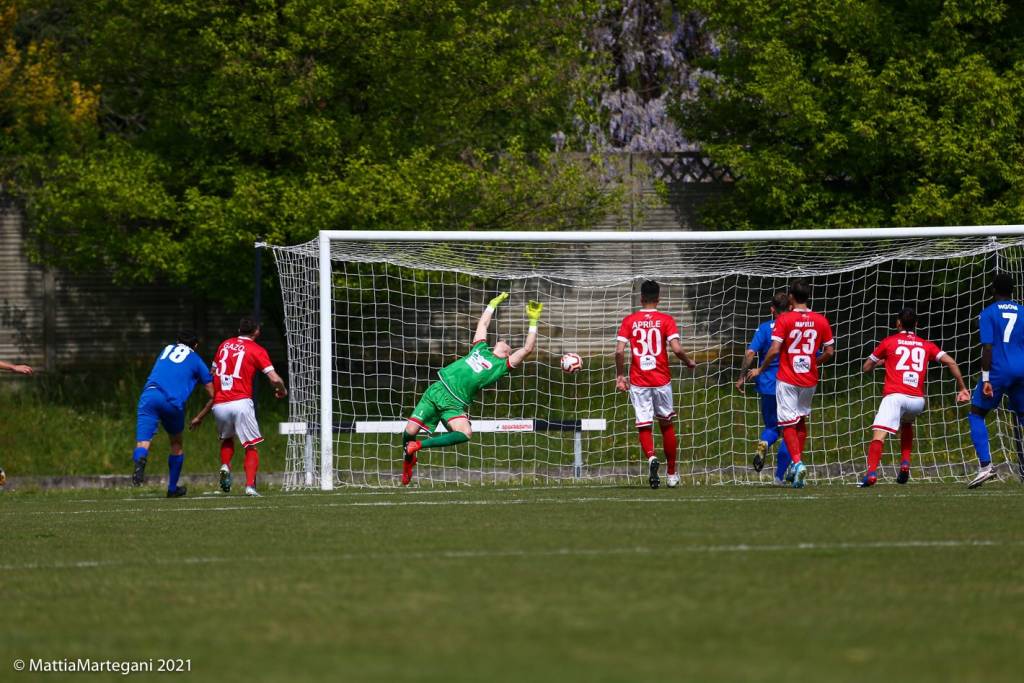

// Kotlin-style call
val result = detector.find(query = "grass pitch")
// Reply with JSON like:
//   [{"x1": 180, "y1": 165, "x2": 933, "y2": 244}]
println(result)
[{"x1": 2, "y1": 482, "x2": 1023, "y2": 682}]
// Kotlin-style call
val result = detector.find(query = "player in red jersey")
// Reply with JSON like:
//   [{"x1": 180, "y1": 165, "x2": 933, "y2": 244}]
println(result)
[
  {"x1": 859, "y1": 308, "x2": 969, "y2": 487},
  {"x1": 211, "y1": 317, "x2": 287, "y2": 496},
  {"x1": 747, "y1": 279, "x2": 834, "y2": 488},
  {"x1": 615, "y1": 280, "x2": 696, "y2": 489}
]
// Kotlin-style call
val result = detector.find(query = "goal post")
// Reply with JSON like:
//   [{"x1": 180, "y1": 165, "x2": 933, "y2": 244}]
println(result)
[{"x1": 271, "y1": 226, "x2": 1024, "y2": 491}]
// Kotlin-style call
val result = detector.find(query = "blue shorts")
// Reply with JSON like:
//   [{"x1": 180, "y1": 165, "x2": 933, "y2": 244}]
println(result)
[
  {"x1": 759, "y1": 392, "x2": 778, "y2": 430},
  {"x1": 135, "y1": 388, "x2": 185, "y2": 441},
  {"x1": 971, "y1": 378, "x2": 1024, "y2": 414}
]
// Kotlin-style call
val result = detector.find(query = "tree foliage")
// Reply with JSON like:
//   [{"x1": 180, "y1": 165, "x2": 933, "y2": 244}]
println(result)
[
  {"x1": 0, "y1": 4, "x2": 99, "y2": 174},
  {"x1": 4, "y1": 0, "x2": 617, "y2": 309},
  {"x1": 679, "y1": 0, "x2": 1024, "y2": 230}
]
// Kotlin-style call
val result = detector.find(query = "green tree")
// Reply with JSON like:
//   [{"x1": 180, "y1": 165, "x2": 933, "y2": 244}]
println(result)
[
  {"x1": 0, "y1": 4, "x2": 99, "y2": 177},
  {"x1": 5, "y1": 0, "x2": 617, "y2": 310},
  {"x1": 678, "y1": 0, "x2": 1024, "y2": 230}
]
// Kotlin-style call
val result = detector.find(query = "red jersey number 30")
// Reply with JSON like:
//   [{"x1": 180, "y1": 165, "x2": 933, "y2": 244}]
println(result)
[{"x1": 632, "y1": 327, "x2": 662, "y2": 371}]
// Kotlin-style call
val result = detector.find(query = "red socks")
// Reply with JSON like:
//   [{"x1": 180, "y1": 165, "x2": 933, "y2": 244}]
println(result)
[
  {"x1": 220, "y1": 439, "x2": 234, "y2": 467},
  {"x1": 795, "y1": 418, "x2": 808, "y2": 453},
  {"x1": 867, "y1": 440, "x2": 884, "y2": 473},
  {"x1": 638, "y1": 426, "x2": 655, "y2": 458},
  {"x1": 782, "y1": 425, "x2": 802, "y2": 463},
  {"x1": 244, "y1": 447, "x2": 259, "y2": 487},
  {"x1": 659, "y1": 423, "x2": 678, "y2": 475},
  {"x1": 639, "y1": 424, "x2": 680, "y2": 474},
  {"x1": 900, "y1": 424, "x2": 913, "y2": 463}
]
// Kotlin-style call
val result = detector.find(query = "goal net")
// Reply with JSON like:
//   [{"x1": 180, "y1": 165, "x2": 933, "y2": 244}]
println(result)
[{"x1": 271, "y1": 228, "x2": 1024, "y2": 490}]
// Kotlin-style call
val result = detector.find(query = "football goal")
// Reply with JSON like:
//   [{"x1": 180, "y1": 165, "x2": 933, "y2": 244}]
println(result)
[{"x1": 271, "y1": 227, "x2": 1024, "y2": 490}]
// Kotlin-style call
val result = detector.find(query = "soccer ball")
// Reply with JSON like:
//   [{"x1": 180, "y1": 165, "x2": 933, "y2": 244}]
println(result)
[{"x1": 560, "y1": 352, "x2": 583, "y2": 374}]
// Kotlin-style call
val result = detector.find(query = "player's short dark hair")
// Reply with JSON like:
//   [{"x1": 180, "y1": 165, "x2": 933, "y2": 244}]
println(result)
[
  {"x1": 789, "y1": 278, "x2": 811, "y2": 304},
  {"x1": 993, "y1": 272, "x2": 1015, "y2": 297},
  {"x1": 238, "y1": 317, "x2": 260, "y2": 335},
  {"x1": 176, "y1": 331, "x2": 199, "y2": 350},
  {"x1": 176, "y1": 330, "x2": 200, "y2": 348},
  {"x1": 897, "y1": 307, "x2": 917, "y2": 331},
  {"x1": 770, "y1": 292, "x2": 789, "y2": 314},
  {"x1": 640, "y1": 280, "x2": 660, "y2": 303}
]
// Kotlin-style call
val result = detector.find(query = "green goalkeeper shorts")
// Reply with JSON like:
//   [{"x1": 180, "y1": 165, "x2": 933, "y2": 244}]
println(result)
[{"x1": 408, "y1": 382, "x2": 469, "y2": 432}]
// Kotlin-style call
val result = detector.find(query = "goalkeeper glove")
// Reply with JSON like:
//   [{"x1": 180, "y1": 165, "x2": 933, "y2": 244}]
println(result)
[
  {"x1": 526, "y1": 300, "x2": 543, "y2": 325},
  {"x1": 487, "y1": 292, "x2": 510, "y2": 310}
]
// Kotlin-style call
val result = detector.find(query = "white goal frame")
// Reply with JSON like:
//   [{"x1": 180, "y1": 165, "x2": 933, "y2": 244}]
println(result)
[{"x1": 300, "y1": 226, "x2": 1024, "y2": 490}]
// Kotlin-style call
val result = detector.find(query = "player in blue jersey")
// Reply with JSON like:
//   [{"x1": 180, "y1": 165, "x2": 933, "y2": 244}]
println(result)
[
  {"x1": 132, "y1": 331, "x2": 215, "y2": 497},
  {"x1": 966, "y1": 273, "x2": 1024, "y2": 489},
  {"x1": 735, "y1": 292, "x2": 792, "y2": 484}
]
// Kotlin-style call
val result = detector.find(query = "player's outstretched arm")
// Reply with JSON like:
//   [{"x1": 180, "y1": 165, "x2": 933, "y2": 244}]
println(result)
[
  {"x1": 862, "y1": 357, "x2": 879, "y2": 373},
  {"x1": 267, "y1": 369, "x2": 288, "y2": 399},
  {"x1": 614, "y1": 341, "x2": 629, "y2": 391},
  {"x1": 670, "y1": 338, "x2": 696, "y2": 370},
  {"x1": 748, "y1": 340, "x2": 782, "y2": 379},
  {"x1": 0, "y1": 360, "x2": 33, "y2": 375},
  {"x1": 190, "y1": 382, "x2": 215, "y2": 430},
  {"x1": 979, "y1": 343, "x2": 994, "y2": 397},
  {"x1": 735, "y1": 350, "x2": 757, "y2": 391},
  {"x1": 474, "y1": 292, "x2": 509, "y2": 342},
  {"x1": 820, "y1": 344, "x2": 836, "y2": 364},
  {"x1": 508, "y1": 300, "x2": 542, "y2": 368},
  {"x1": 939, "y1": 354, "x2": 971, "y2": 402}
]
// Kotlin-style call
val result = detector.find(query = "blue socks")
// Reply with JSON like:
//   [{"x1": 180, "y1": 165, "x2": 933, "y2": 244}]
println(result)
[
  {"x1": 759, "y1": 426, "x2": 791, "y2": 480},
  {"x1": 133, "y1": 447, "x2": 148, "y2": 463},
  {"x1": 168, "y1": 454, "x2": 184, "y2": 492},
  {"x1": 775, "y1": 442, "x2": 792, "y2": 481},
  {"x1": 760, "y1": 426, "x2": 780, "y2": 446},
  {"x1": 968, "y1": 413, "x2": 991, "y2": 466}
]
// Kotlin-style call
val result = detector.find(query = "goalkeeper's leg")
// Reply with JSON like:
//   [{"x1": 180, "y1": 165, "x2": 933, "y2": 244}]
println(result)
[{"x1": 419, "y1": 417, "x2": 472, "y2": 450}]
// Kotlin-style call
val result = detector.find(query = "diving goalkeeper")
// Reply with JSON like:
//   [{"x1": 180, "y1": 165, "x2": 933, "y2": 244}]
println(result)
[{"x1": 400, "y1": 293, "x2": 542, "y2": 486}]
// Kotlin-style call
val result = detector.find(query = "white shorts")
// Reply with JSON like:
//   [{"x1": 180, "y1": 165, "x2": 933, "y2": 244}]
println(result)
[
  {"x1": 629, "y1": 384, "x2": 676, "y2": 427},
  {"x1": 871, "y1": 393, "x2": 926, "y2": 433},
  {"x1": 775, "y1": 380, "x2": 816, "y2": 427},
  {"x1": 212, "y1": 398, "x2": 264, "y2": 447}
]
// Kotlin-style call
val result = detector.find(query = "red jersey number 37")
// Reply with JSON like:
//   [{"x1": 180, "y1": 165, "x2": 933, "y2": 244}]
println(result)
[{"x1": 216, "y1": 344, "x2": 246, "y2": 391}]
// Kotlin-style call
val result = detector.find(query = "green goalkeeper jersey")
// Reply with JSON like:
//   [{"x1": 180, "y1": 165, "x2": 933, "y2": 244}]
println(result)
[{"x1": 437, "y1": 341, "x2": 511, "y2": 405}]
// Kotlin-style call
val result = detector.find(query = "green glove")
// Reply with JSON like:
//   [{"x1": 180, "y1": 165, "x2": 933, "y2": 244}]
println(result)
[
  {"x1": 526, "y1": 300, "x2": 543, "y2": 325},
  {"x1": 488, "y1": 292, "x2": 510, "y2": 309}
]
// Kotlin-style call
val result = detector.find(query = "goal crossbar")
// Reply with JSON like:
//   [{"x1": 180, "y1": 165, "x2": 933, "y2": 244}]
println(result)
[{"x1": 320, "y1": 226, "x2": 1024, "y2": 243}]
